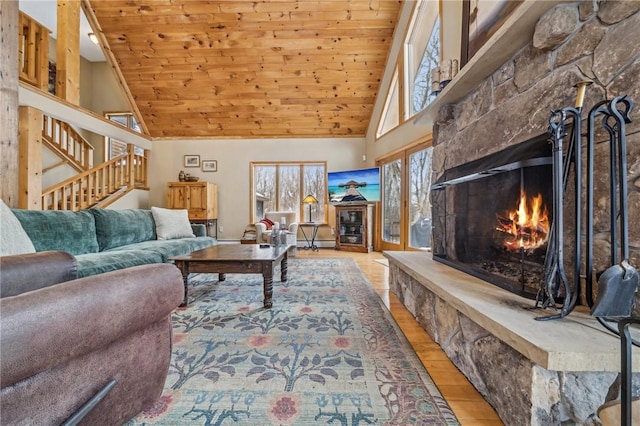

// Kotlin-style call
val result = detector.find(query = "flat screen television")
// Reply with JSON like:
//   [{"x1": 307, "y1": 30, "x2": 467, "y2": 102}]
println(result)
[{"x1": 328, "y1": 167, "x2": 381, "y2": 203}]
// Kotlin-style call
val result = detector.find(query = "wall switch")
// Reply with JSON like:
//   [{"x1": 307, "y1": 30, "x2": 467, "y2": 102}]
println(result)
[{"x1": 219, "y1": 225, "x2": 223, "y2": 233}]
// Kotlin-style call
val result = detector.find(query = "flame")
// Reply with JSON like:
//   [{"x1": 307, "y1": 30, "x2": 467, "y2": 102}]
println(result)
[{"x1": 496, "y1": 191, "x2": 550, "y2": 252}]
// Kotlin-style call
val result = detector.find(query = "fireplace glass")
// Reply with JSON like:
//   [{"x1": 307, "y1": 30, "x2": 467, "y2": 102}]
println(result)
[{"x1": 432, "y1": 136, "x2": 553, "y2": 298}]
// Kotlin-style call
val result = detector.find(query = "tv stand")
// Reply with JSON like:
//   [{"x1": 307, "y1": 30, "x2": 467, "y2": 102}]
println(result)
[{"x1": 335, "y1": 204, "x2": 373, "y2": 252}]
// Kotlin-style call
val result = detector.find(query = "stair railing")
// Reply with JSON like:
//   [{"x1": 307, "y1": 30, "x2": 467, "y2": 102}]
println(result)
[
  {"x1": 41, "y1": 149, "x2": 148, "y2": 211},
  {"x1": 42, "y1": 115, "x2": 94, "y2": 172}
]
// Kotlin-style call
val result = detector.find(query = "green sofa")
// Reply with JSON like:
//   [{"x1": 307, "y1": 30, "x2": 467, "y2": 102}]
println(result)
[{"x1": 11, "y1": 208, "x2": 216, "y2": 278}]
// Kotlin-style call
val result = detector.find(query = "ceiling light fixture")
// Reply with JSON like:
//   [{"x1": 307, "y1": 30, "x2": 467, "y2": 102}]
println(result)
[{"x1": 88, "y1": 32, "x2": 99, "y2": 45}]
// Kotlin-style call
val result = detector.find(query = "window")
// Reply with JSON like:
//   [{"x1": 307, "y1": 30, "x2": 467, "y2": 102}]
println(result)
[
  {"x1": 375, "y1": 0, "x2": 441, "y2": 136},
  {"x1": 411, "y1": 19, "x2": 440, "y2": 115},
  {"x1": 104, "y1": 112, "x2": 143, "y2": 160},
  {"x1": 378, "y1": 141, "x2": 432, "y2": 251},
  {"x1": 406, "y1": 0, "x2": 440, "y2": 117},
  {"x1": 251, "y1": 162, "x2": 327, "y2": 224},
  {"x1": 376, "y1": 67, "x2": 400, "y2": 138}
]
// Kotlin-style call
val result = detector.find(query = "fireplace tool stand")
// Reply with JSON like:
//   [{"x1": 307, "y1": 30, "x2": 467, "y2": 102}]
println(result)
[
  {"x1": 589, "y1": 96, "x2": 638, "y2": 426},
  {"x1": 535, "y1": 81, "x2": 589, "y2": 321},
  {"x1": 540, "y1": 91, "x2": 638, "y2": 424}
]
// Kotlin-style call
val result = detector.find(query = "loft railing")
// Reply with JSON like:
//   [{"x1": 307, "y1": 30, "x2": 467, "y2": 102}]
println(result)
[
  {"x1": 41, "y1": 147, "x2": 148, "y2": 211},
  {"x1": 42, "y1": 115, "x2": 94, "y2": 172},
  {"x1": 18, "y1": 12, "x2": 49, "y2": 91}
]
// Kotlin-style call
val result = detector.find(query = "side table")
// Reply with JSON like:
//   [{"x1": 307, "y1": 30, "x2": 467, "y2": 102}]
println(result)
[{"x1": 300, "y1": 223, "x2": 319, "y2": 251}]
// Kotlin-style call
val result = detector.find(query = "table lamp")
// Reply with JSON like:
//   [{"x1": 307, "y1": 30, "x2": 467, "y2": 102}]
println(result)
[{"x1": 302, "y1": 194, "x2": 318, "y2": 223}]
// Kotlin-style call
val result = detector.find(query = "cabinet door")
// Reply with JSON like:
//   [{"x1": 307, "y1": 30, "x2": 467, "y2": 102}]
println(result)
[
  {"x1": 167, "y1": 184, "x2": 189, "y2": 210},
  {"x1": 188, "y1": 184, "x2": 208, "y2": 219}
]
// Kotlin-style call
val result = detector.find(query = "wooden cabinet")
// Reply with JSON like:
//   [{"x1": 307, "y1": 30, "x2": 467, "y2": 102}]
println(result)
[
  {"x1": 167, "y1": 182, "x2": 217, "y2": 221},
  {"x1": 335, "y1": 203, "x2": 373, "y2": 253}
]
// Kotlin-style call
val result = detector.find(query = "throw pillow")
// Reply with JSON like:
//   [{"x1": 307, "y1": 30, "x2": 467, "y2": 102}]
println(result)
[
  {"x1": 151, "y1": 207, "x2": 195, "y2": 240},
  {"x1": 259, "y1": 217, "x2": 275, "y2": 230},
  {"x1": 0, "y1": 199, "x2": 36, "y2": 256}
]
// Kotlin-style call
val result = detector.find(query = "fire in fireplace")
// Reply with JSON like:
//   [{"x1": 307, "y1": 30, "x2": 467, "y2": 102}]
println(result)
[
  {"x1": 432, "y1": 135, "x2": 553, "y2": 298},
  {"x1": 495, "y1": 190, "x2": 550, "y2": 252}
]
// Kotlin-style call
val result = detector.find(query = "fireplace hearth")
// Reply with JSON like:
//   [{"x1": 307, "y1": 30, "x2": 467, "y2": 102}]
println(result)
[{"x1": 432, "y1": 135, "x2": 552, "y2": 298}]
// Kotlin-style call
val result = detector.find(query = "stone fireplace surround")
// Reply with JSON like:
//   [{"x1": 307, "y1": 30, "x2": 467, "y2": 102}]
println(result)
[
  {"x1": 387, "y1": 252, "x2": 640, "y2": 425},
  {"x1": 390, "y1": 1, "x2": 640, "y2": 425}
]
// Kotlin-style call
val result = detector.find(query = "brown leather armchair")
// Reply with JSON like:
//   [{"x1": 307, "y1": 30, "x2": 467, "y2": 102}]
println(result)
[{"x1": 0, "y1": 251, "x2": 184, "y2": 425}]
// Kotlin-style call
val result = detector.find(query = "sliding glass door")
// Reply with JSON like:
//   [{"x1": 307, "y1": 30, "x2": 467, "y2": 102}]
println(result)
[
  {"x1": 408, "y1": 146, "x2": 432, "y2": 249},
  {"x1": 381, "y1": 155, "x2": 403, "y2": 250},
  {"x1": 378, "y1": 141, "x2": 432, "y2": 251}
]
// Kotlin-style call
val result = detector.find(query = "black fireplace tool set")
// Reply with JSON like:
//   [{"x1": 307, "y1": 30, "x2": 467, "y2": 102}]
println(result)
[
  {"x1": 535, "y1": 85, "x2": 638, "y2": 320},
  {"x1": 536, "y1": 84, "x2": 638, "y2": 425}
]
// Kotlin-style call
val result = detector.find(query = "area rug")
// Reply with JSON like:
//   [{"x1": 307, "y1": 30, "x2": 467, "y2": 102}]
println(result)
[{"x1": 128, "y1": 258, "x2": 459, "y2": 425}]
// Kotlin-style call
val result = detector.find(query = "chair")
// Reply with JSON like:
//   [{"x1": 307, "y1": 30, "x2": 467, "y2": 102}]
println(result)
[
  {"x1": 254, "y1": 211, "x2": 299, "y2": 245},
  {"x1": 0, "y1": 251, "x2": 184, "y2": 425}
]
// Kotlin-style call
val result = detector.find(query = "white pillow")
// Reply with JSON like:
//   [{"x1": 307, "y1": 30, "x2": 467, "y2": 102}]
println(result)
[
  {"x1": 0, "y1": 199, "x2": 36, "y2": 256},
  {"x1": 151, "y1": 207, "x2": 195, "y2": 240}
]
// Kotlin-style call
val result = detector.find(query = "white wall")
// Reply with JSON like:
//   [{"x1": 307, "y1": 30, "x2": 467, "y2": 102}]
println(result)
[{"x1": 147, "y1": 137, "x2": 366, "y2": 241}]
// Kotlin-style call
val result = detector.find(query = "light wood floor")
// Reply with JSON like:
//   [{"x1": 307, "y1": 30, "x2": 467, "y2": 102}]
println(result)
[{"x1": 296, "y1": 248, "x2": 504, "y2": 426}]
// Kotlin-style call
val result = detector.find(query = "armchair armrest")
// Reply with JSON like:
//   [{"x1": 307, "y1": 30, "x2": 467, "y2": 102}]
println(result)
[
  {"x1": 0, "y1": 251, "x2": 78, "y2": 298},
  {"x1": 0, "y1": 263, "x2": 183, "y2": 389},
  {"x1": 288, "y1": 222, "x2": 299, "y2": 235},
  {"x1": 255, "y1": 222, "x2": 270, "y2": 243}
]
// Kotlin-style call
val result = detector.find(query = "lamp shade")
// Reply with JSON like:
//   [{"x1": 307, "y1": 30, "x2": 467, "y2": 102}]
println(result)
[
  {"x1": 302, "y1": 194, "x2": 318, "y2": 204},
  {"x1": 302, "y1": 194, "x2": 318, "y2": 223}
]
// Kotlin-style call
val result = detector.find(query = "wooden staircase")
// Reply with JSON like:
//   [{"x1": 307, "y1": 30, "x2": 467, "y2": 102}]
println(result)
[
  {"x1": 41, "y1": 147, "x2": 148, "y2": 211},
  {"x1": 18, "y1": 11, "x2": 148, "y2": 212}
]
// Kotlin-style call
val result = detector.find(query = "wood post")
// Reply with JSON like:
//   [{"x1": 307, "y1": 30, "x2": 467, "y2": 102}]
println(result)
[
  {"x1": 18, "y1": 106, "x2": 43, "y2": 209},
  {"x1": 56, "y1": 0, "x2": 80, "y2": 104},
  {"x1": 0, "y1": 0, "x2": 20, "y2": 206}
]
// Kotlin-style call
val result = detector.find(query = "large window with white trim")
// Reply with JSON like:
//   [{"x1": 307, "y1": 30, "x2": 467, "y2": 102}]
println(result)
[
  {"x1": 375, "y1": 0, "x2": 441, "y2": 135},
  {"x1": 406, "y1": 0, "x2": 441, "y2": 117},
  {"x1": 251, "y1": 162, "x2": 327, "y2": 224}
]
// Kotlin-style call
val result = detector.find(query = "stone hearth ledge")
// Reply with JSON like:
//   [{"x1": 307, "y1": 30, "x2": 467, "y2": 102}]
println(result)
[{"x1": 384, "y1": 251, "x2": 640, "y2": 372}]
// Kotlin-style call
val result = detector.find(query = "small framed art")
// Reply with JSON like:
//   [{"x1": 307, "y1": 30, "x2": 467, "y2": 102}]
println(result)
[
  {"x1": 202, "y1": 160, "x2": 218, "y2": 172},
  {"x1": 184, "y1": 155, "x2": 200, "y2": 168}
]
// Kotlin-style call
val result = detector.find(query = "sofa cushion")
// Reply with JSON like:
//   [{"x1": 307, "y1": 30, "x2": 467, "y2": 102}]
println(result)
[
  {"x1": 12, "y1": 209, "x2": 99, "y2": 255},
  {"x1": 90, "y1": 208, "x2": 156, "y2": 251},
  {"x1": 75, "y1": 250, "x2": 164, "y2": 278},
  {"x1": 0, "y1": 200, "x2": 36, "y2": 256},
  {"x1": 106, "y1": 237, "x2": 216, "y2": 262},
  {"x1": 151, "y1": 207, "x2": 195, "y2": 240}
]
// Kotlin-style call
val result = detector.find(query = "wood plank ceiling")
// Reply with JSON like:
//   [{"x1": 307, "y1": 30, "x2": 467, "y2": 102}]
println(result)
[{"x1": 87, "y1": 0, "x2": 402, "y2": 139}]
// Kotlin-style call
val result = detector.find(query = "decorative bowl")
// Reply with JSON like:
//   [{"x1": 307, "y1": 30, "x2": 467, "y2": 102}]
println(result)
[
  {"x1": 346, "y1": 236, "x2": 358, "y2": 243},
  {"x1": 185, "y1": 176, "x2": 200, "y2": 182}
]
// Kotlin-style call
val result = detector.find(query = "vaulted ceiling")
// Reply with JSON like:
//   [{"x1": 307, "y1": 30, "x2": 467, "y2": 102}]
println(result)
[{"x1": 86, "y1": 0, "x2": 402, "y2": 139}]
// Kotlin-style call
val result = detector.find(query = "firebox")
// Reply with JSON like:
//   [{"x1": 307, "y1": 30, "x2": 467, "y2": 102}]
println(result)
[{"x1": 432, "y1": 135, "x2": 553, "y2": 298}]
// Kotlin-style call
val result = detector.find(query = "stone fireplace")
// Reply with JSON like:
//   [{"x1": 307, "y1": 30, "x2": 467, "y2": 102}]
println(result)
[
  {"x1": 431, "y1": 135, "x2": 552, "y2": 299},
  {"x1": 388, "y1": 2, "x2": 640, "y2": 425}
]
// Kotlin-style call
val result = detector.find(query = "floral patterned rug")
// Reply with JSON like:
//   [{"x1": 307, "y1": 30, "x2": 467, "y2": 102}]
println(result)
[{"x1": 128, "y1": 257, "x2": 459, "y2": 425}]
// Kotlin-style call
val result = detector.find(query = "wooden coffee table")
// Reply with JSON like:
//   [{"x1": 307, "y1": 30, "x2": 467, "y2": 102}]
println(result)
[{"x1": 170, "y1": 244, "x2": 292, "y2": 308}]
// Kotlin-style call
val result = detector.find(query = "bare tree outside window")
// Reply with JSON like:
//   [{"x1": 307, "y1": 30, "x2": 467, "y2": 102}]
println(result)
[
  {"x1": 412, "y1": 19, "x2": 440, "y2": 115},
  {"x1": 382, "y1": 159, "x2": 402, "y2": 243},
  {"x1": 303, "y1": 165, "x2": 326, "y2": 222},
  {"x1": 252, "y1": 162, "x2": 326, "y2": 223},
  {"x1": 278, "y1": 165, "x2": 300, "y2": 212},
  {"x1": 254, "y1": 165, "x2": 276, "y2": 214},
  {"x1": 409, "y1": 147, "x2": 433, "y2": 249}
]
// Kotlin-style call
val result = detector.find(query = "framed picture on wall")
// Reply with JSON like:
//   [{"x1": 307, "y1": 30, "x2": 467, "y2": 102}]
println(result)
[
  {"x1": 202, "y1": 160, "x2": 217, "y2": 172},
  {"x1": 461, "y1": 0, "x2": 523, "y2": 67},
  {"x1": 184, "y1": 155, "x2": 200, "y2": 168}
]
